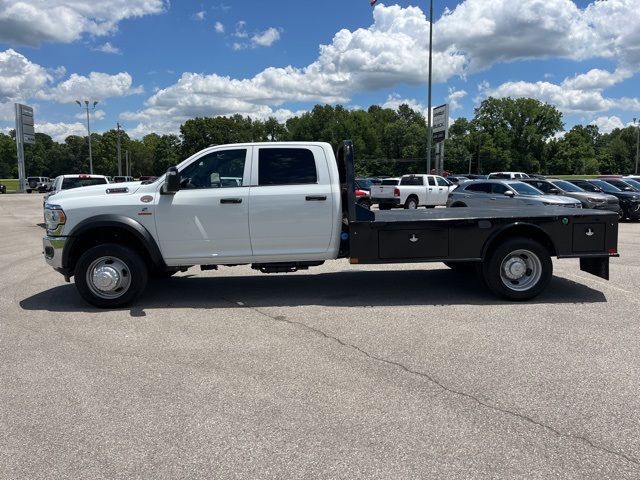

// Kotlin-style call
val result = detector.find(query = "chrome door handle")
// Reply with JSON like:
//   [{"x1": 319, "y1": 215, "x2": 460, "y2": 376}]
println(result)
[
  {"x1": 220, "y1": 198, "x2": 242, "y2": 204},
  {"x1": 306, "y1": 195, "x2": 327, "y2": 201}
]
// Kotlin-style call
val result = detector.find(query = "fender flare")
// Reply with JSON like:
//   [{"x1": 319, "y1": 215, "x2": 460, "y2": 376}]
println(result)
[
  {"x1": 62, "y1": 215, "x2": 165, "y2": 271},
  {"x1": 480, "y1": 222, "x2": 557, "y2": 260}
]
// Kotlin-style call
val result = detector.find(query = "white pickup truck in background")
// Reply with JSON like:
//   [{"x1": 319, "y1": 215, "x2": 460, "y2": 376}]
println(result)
[{"x1": 370, "y1": 174, "x2": 456, "y2": 209}]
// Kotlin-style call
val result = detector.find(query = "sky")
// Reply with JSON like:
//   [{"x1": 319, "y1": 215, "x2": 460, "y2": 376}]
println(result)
[{"x1": 0, "y1": 0, "x2": 639, "y2": 142}]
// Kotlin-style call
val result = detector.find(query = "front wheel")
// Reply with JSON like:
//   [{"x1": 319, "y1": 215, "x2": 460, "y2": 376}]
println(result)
[
  {"x1": 482, "y1": 237, "x2": 552, "y2": 301},
  {"x1": 74, "y1": 243, "x2": 148, "y2": 308}
]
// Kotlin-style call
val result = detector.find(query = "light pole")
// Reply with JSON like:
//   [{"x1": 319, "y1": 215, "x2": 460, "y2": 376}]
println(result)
[
  {"x1": 634, "y1": 118, "x2": 639, "y2": 175},
  {"x1": 76, "y1": 100, "x2": 98, "y2": 174},
  {"x1": 426, "y1": 0, "x2": 434, "y2": 174}
]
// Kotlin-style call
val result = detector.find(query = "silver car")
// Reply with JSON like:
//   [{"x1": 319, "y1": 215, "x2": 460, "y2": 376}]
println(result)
[
  {"x1": 521, "y1": 178, "x2": 619, "y2": 212},
  {"x1": 446, "y1": 180, "x2": 582, "y2": 209}
]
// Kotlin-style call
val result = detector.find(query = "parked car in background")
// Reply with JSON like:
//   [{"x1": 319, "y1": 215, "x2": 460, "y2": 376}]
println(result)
[
  {"x1": 371, "y1": 174, "x2": 455, "y2": 210},
  {"x1": 369, "y1": 177, "x2": 400, "y2": 210},
  {"x1": 113, "y1": 176, "x2": 135, "y2": 183},
  {"x1": 569, "y1": 179, "x2": 640, "y2": 221},
  {"x1": 521, "y1": 178, "x2": 619, "y2": 211},
  {"x1": 0, "y1": 182, "x2": 6, "y2": 194},
  {"x1": 487, "y1": 172, "x2": 530, "y2": 180},
  {"x1": 26, "y1": 177, "x2": 51, "y2": 193},
  {"x1": 112, "y1": 176, "x2": 135, "y2": 183},
  {"x1": 447, "y1": 175, "x2": 470, "y2": 184},
  {"x1": 465, "y1": 174, "x2": 488, "y2": 179},
  {"x1": 598, "y1": 177, "x2": 640, "y2": 193},
  {"x1": 447, "y1": 180, "x2": 582, "y2": 209},
  {"x1": 45, "y1": 174, "x2": 111, "y2": 202},
  {"x1": 622, "y1": 178, "x2": 640, "y2": 191},
  {"x1": 354, "y1": 179, "x2": 372, "y2": 209}
]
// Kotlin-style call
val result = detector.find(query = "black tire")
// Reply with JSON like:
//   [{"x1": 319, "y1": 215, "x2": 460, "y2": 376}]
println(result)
[
  {"x1": 26, "y1": 189, "x2": 32, "y2": 193},
  {"x1": 450, "y1": 202, "x2": 467, "y2": 208},
  {"x1": 444, "y1": 261, "x2": 477, "y2": 272},
  {"x1": 379, "y1": 204, "x2": 392, "y2": 210},
  {"x1": 74, "y1": 243, "x2": 148, "y2": 308},
  {"x1": 482, "y1": 237, "x2": 552, "y2": 301},
  {"x1": 404, "y1": 196, "x2": 419, "y2": 209},
  {"x1": 425, "y1": 205, "x2": 436, "y2": 209},
  {"x1": 621, "y1": 206, "x2": 629, "y2": 221}
]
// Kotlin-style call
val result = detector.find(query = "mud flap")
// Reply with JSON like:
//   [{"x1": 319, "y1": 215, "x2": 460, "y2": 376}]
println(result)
[{"x1": 580, "y1": 257, "x2": 609, "y2": 280}]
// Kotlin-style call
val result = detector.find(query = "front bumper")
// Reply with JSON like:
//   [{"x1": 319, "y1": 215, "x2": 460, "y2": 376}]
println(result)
[{"x1": 43, "y1": 236, "x2": 67, "y2": 270}]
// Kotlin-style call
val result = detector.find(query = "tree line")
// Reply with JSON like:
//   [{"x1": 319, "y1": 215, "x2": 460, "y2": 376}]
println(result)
[{"x1": 0, "y1": 97, "x2": 638, "y2": 179}]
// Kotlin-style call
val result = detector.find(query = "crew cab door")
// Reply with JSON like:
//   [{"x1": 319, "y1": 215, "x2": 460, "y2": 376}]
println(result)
[
  {"x1": 425, "y1": 176, "x2": 438, "y2": 206},
  {"x1": 435, "y1": 176, "x2": 451, "y2": 205},
  {"x1": 155, "y1": 147, "x2": 252, "y2": 262},
  {"x1": 249, "y1": 146, "x2": 334, "y2": 257}
]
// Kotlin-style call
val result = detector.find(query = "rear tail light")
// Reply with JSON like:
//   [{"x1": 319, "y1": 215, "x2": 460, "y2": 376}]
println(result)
[
  {"x1": 355, "y1": 189, "x2": 367, "y2": 197},
  {"x1": 394, "y1": 188, "x2": 400, "y2": 197}
]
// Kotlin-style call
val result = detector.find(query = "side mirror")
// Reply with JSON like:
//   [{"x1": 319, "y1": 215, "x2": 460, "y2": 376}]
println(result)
[
  {"x1": 163, "y1": 166, "x2": 180, "y2": 194},
  {"x1": 504, "y1": 190, "x2": 515, "y2": 197},
  {"x1": 624, "y1": 186, "x2": 633, "y2": 191},
  {"x1": 549, "y1": 188, "x2": 559, "y2": 194}
]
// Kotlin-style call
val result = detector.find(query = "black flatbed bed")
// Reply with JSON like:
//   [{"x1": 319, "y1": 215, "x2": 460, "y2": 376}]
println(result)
[{"x1": 337, "y1": 141, "x2": 618, "y2": 284}]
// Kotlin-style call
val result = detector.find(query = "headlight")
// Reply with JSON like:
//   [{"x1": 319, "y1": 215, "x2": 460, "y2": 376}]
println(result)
[
  {"x1": 44, "y1": 204, "x2": 66, "y2": 235},
  {"x1": 587, "y1": 197, "x2": 604, "y2": 203}
]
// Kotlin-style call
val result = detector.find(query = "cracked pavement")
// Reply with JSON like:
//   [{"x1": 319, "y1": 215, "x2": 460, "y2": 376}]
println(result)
[{"x1": 2, "y1": 194, "x2": 640, "y2": 479}]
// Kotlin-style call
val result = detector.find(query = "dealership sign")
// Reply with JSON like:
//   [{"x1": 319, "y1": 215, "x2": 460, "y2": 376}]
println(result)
[{"x1": 432, "y1": 104, "x2": 449, "y2": 143}]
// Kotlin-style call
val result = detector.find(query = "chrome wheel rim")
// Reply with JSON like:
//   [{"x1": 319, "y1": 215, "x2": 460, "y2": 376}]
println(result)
[
  {"x1": 86, "y1": 256, "x2": 132, "y2": 299},
  {"x1": 499, "y1": 249, "x2": 542, "y2": 292},
  {"x1": 407, "y1": 200, "x2": 417, "y2": 209}
]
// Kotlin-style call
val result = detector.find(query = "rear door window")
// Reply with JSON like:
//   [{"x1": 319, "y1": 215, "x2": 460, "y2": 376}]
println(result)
[
  {"x1": 401, "y1": 176, "x2": 424, "y2": 186},
  {"x1": 465, "y1": 183, "x2": 491, "y2": 193},
  {"x1": 258, "y1": 148, "x2": 318, "y2": 186},
  {"x1": 428, "y1": 177, "x2": 436, "y2": 186}
]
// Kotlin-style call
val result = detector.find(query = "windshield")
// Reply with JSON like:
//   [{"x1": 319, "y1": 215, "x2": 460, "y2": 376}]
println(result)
[
  {"x1": 61, "y1": 177, "x2": 108, "y2": 190},
  {"x1": 624, "y1": 178, "x2": 640, "y2": 190},
  {"x1": 590, "y1": 180, "x2": 621, "y2": 193},
  {"x1": 551, "y1": 180, "x2": 584, "y2": 193},
  {"x1": 508, "y1": 182, "x2": 543, "y2": 195}
]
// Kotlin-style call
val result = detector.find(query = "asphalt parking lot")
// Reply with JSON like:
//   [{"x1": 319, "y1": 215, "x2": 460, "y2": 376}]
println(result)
[{"x1": 2, "y1": 194, "x2": 640, "y2": 479}]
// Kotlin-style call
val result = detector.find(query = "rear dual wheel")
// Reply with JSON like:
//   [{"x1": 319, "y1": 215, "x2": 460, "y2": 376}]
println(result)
[{"x1": 482, "y1": 237, "x2": 552, "y2": 301}]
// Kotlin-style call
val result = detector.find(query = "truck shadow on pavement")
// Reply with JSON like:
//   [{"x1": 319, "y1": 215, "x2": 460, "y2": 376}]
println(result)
[{"x1": 20, "y1": 269, "x2": 607, "y2": 313}]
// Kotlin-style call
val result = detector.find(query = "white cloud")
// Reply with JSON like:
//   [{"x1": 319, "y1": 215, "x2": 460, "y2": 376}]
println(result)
[
  {"x1": 382, "y1": 93, "x2": 429, "y2": 118},
  {"x1": 37, "y1": 72, "x2": 144, "y2": 103},
  {"x1": 0, "y1": 0, "x2": 167, "y2": 46},
  {"x1": 194, "y1": 10, "x2": 205, "y2": 21},
  {"x1": 93, "y1": 42, "x2": 121, "y2": 55},
  {"x1": 436, "y1": 0, "x2": 640, "y2": 70},
  {"x1": 0, "y1": 49, "x2": 51, "y2": 103},
  {"x1": 479, "y1": 66, "x2": 640, "y2": 115},
  {"x1": 35, "y1": 121, "x2": 87, "y2": 141},
  {"x1": 446, "y1": 88, "x2": 467, "y2": 111},
  {"x1": 591, "y1": 116, "x2": 626, "y2": 134},
  {"x1": 251, "y1": 27, "x2": 280, "y2": 47},
  {"x1": 214, "y1": 21, "x2": 224, "y2": 33}
]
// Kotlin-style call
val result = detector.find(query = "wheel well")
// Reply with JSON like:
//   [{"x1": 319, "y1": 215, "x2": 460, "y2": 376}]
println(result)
[
  {"x1": 406, "y1": 195, "x2": 418, "y2": 203},
  {"x1": 67, "y1": 226, "x2": 157, "y2": 274},
  {"x1": 483, "y1": 225, "x2": 557, "y2": 260}
]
